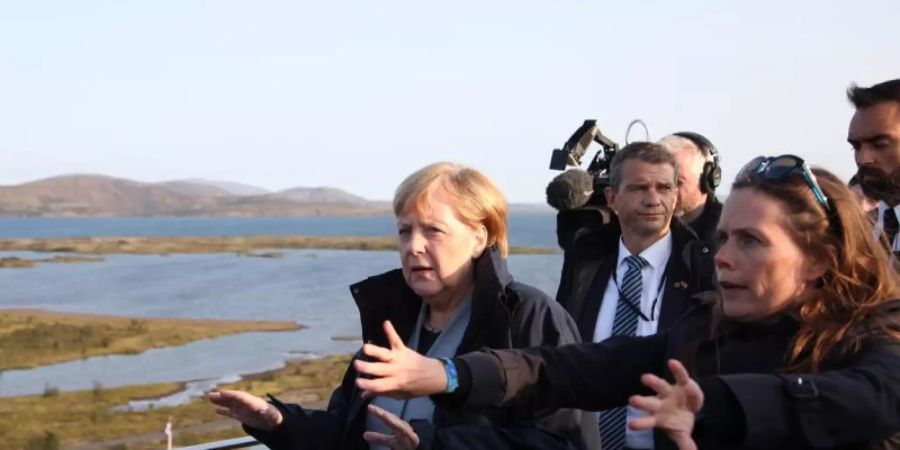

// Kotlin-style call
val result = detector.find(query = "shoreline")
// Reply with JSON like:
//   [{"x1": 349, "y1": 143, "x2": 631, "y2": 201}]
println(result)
[
  {"x1": 0, "y1": 308, "x2": 302, "y2": 371},
  {"x1": 2, "y1": 353, "x2": 352, "y2": 450},
  {"x1": 0, "y1": 235, "x2": 558, "y2": 256},
  {"x1": 0, "y1": 255, "x2": 105, "y2": 268}
]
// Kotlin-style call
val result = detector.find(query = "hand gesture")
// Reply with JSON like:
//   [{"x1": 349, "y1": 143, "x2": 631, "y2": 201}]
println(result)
[
  {"x1": 628, "y1": 359, "x2": 704, "y2": 450},
  {"x1": 208, "y1": 389, "x2": 283, "y2": 431},
  {"x1": 354, "y1": 320, "x2": 447, "y2": 399},
  {"x1": 362, "y1": 404, "x2": 421, "y2": 450}
]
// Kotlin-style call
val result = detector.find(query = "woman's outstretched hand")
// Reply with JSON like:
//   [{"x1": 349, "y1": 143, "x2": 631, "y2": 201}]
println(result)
[
  {"x1": 354, "y1": 320, "x2": 447, "y2": 399},
  {"x1": 628, "y1": 359, "x2": 704, "y2": 450},
  {"x1": 208, "y1": 389, "x2": 283, "y2": 431},
  {"x1": 362, "y1": 404, "x2": 421, "y2": 450}
]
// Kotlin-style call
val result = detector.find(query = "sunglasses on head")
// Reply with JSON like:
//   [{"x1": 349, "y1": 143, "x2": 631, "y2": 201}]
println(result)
[{"x1": 737, "y1": 155, "x2": 830, "y2": 211}]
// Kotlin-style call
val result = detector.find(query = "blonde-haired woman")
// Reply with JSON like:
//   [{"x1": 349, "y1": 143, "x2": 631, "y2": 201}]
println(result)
[
  {"x1": 352, "y1": 157, "x2": 900, "y2": 449},
  {"x1": 210, "y1": 162, "x2": 593, "y2": 450}
]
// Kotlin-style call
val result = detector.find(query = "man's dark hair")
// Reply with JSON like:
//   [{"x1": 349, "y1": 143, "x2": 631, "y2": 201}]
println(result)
[
  {"x1": 847, "y1": 78, "x2": 900, "y2": 109},
  {"x1": 608, "y1": 141, "x2": 679, "y2": 190}
]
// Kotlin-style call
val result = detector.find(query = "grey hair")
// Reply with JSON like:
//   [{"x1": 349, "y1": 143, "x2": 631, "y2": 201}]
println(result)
[{"x1": 659, "y1": 134, "x2": 713, "y2": 162}]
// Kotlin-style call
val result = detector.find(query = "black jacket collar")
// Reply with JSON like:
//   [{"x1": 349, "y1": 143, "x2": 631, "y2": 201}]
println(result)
[
  {"x1": 580, "y1": 218, "x2": 699, "y2": 272},
  {"x1": 349, "y1": 248, "x2": 513, "y2": 350},
  {"x1": 688, "y1": 195, "x2": 723, "y2": 245},
  {"x1": 572, "y1": 219, "x2": 707, "y2": 341}
]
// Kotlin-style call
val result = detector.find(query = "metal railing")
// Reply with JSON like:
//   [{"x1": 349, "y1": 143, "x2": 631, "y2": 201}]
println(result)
[{"x1": 176, "y1": 436, "x2": 264, "y2": 450}]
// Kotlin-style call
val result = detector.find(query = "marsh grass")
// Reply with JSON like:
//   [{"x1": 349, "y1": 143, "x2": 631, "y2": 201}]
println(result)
[
  {"x1": 0, "y1": 310, "x2": 300, "y2": 370},
  {"x1": 1, "y1": 355, "x2": 351, "y2": 450}
]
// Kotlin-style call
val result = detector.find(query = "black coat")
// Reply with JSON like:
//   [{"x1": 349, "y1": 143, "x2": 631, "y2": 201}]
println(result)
[
  {"x1": 686, "y1": 196, "x2": 723, "y2": 250},
  {"x1": 555, "y1": 219, "x2": 716, "y2": 343},
  {"x1": 246, "y1": 249, "x2": 595, "y2": 450},
  {"x1": 452, "y1": 300, "x2": 900, "y2": 449}
]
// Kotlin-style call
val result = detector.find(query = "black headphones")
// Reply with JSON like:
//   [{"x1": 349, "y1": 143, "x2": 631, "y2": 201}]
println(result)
[{"x1": 672, "y1": 131, "x2": 721, "y2": 194}]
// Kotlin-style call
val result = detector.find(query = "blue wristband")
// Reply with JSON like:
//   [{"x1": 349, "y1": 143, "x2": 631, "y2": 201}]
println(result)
[{"x1": 439, "y1": 357, "x2": 459, "y2": 393}]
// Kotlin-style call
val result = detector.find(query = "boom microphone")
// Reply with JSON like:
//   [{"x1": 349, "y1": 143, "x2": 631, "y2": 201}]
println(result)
[{"x1": 546, "y1": 169, "x2": 594, "y2": 211}]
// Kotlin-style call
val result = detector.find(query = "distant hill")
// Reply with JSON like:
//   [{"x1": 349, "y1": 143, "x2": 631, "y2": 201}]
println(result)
[
  {"x1": 157, "y1": 181, "x2": 234, "y2": 198},
  {"x1": 177, "y1": 179, "x2": 270, "y2": 196},
  {"x1": 268, "y1": 187, "x2": 369, "y2": 205},
  {"x1": 0, "y1": 175, "x2": 388, "y2": 217},
  {"x1": 0, "y1": 175, "x2": 216, "y2": 216},
  {"x1": 508, "y1": 202, "x2": 554, "y2": 214}
]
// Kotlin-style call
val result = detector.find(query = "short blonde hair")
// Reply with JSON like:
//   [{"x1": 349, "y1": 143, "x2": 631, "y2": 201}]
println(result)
[{"x1": 393, "y1": 162, "x2": 509, "y2": 257}]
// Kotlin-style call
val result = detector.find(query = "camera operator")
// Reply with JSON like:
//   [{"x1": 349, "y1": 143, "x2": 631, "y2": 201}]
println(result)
[{"x1": 659, "y1": 131, "x2": 723, "y2": 247}]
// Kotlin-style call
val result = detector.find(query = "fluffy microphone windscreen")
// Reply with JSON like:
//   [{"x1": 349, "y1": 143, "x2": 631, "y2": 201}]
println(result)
[{"x1": 546, "y1": 169, "x2": 594, "y2": 211}]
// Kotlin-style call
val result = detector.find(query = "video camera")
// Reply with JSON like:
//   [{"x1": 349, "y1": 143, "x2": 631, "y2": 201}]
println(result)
[
  {"x1": 546, "y1": 119, "x2": 649, "y2": 251},
  {"x1": 547, "y1": 120, "x2": 620, "y2": 209}
]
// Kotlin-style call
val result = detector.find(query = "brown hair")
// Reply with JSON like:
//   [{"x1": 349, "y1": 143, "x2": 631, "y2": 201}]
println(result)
[
  {"x1": 731, "y1": 167, "x2": 900, "y2": 371},
  {"x1": 393, "y1": 162, "x2": 509, "y2": 257},
  {"x1": 608, "y1": 142, "x2": 679, "y2": 190}
]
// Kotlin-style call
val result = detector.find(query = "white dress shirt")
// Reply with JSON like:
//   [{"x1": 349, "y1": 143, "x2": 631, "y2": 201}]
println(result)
[{"x1": 593, "y1": 232, "x2": 673, "y2": 450}]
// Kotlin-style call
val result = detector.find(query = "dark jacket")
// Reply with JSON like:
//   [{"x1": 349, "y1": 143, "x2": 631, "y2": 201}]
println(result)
[
  {"x1": 451, "y1": 300, "x2": 900, "y2": 449},
  {"x1": 555, "y1": 219, "x2": 716, "y2": 343},
  {"x1": 246, "y1": 249, "x2": 595, "y2": 450},
  {"x1": 686, "y1": 195, "x2": 723, "y2": 249}
]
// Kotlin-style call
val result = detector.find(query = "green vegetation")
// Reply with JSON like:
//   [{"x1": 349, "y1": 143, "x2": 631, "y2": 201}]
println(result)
[
  {"x1": 0, "y1": 235, "x2": 558, "y2": 256},
  {"x1": 23, "y1": 431, "x2": 60, "y2": 450},
  {"x1": 0, "y1": 309, "x2": 301, "y2": 370},
  {"x1": 0, "y1": 257, "x2": 34, "y2": 268},
  {"x1": 43, "y1": 255, "x2": 105, "y2": 264},
  {"x1": 1, "y1": 355, "x2": 352, "y2": 450},
  {"x1": 238, "y1": 251, "x2": 284, "y2": 258},
  {"x1": 0, "y1": 236, "x2": 399, "y2": 254},
  {"x1": 509, "y1": 245, "x2": 559, "y2": 255},
  {"x1": 0, "y1": 255, "x2": 105, "y2": 269}
]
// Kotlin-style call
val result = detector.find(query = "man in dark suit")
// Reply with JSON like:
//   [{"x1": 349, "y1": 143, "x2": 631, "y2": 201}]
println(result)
[
  {"x1": 555, "y1": 142, "x2": 714, "y2": 450},
  {"x1": 847, "y1": 79, "x2": 900, "y2": 257}
]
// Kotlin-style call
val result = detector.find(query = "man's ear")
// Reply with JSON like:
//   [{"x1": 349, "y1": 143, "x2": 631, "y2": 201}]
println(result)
[{"x1": 605, "y1": 186, "x2": 617, "y2": 214}]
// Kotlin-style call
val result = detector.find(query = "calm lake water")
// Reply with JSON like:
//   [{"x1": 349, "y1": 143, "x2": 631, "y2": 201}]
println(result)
[
  {"x1": 0, "y1": 214, "x2": 558, "y2": 248},
  {"x1": 0, "y1": 216, "x2": 563, "y2": 399}
]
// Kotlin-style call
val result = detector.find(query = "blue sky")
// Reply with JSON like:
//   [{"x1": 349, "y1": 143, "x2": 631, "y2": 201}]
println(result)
[{"x1": 1, "y1": 0, "x2": 898, "y2": 201}]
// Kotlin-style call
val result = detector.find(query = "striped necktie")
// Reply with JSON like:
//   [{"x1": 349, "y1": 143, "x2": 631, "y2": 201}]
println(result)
[
  {"x1": 598, "y1": 254, "x2": 648, "y2": 449},
  {"x1": 884, "y1": 208, "x2": 899, "y2": 251}
]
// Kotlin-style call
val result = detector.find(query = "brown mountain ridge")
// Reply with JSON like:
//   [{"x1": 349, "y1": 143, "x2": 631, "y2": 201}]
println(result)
[{"x1": 0, "y1": 175, "x2": 389, "y2": 217}]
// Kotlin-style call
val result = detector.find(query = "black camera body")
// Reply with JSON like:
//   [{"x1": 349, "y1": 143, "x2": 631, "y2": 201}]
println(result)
[
  {"x1": 546, "y1": 120, "x2": 623, "y2": 250},
  {"x1": 548, "y1": 120, "x2": 619, "y2": 208}
]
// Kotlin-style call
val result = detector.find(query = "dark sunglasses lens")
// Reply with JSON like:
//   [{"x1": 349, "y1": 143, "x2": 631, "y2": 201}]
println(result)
[
  {"x1": 764, "y1": 156, "x2": 800, "y2": 179},
  {"x1": 738, "y1": 156, "x2": 767, "y2": 180}
]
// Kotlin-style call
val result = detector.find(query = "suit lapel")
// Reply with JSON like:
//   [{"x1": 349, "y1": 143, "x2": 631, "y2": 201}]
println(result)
[
  {"x1": 575, "y1": 250, "x2": 618, "y2": 342},
  {"x1": 658, "y1": 256, "x2": 690, "y2": 329},
  {"x1": 657, "y1": 224, "x2": 697, "y2": 329}
]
